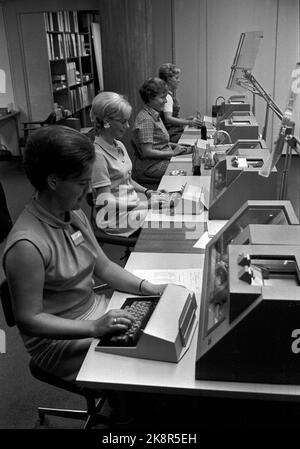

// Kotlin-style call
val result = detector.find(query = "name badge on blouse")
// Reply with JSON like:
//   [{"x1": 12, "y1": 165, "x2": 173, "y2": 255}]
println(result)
[{"x1": 71, "y1": 230, "x2": 84, "y2": 246}]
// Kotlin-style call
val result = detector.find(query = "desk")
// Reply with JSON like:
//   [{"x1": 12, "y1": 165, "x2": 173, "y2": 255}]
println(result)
[
  {"x1": 134, "y1": 221, "x2": 206, "y2": 254},
  {"x1": 77, "y1": 126, "x2": 300, "y2": 411},
  {"x1": 0, "y1": 111, "x2": 20, "y2": 156},
  {"x1": 77, "y1": 252, "x2": 205, "y2": 395},
  {"x1": 77, "y1": 251, "x2": 300, "y2": 402}
]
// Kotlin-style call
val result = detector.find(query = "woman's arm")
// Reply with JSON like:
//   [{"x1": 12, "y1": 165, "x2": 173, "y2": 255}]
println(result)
[
  {"x1": 94, "y1": 253, "x2": 166, "y2": 297},
  {"x1": 94, "y1": 185, "x2": 148, "y2": 211},
  {"x1": 163, "y1": 112, "x2": 202, "y2": 128},
  {"x1": 5, "y1": 241, "x2": 134, "y2": 339},
  {"x1": 140, "y1": 142, "x2": 174, "y2": 159}
]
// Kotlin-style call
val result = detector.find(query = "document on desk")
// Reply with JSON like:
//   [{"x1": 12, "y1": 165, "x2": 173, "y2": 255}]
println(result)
[
  {"x1": 203, "y1": 115, "x2": 214, "y2": 125},
  {"x1": 196, "y1": 139, "x2": 208, "y2": 151},
  {"x1": 183, "y1": 125, "x2": 201, "y2": 135},
  {"x1": 182, "y1": 184, "x2": 202, "y2": 202},
  {"x1": 198, "y1": 178, "x2": 210, "y2": 209},
  {"x1": 193, "y1": 231, "x2": 211, "y2": 249},
  {"x1": 207, "y1": 219, "x2": 228, "y2": 237},
  {"x1": 170, "y1": 155, "x2": 192, "y2": 162},
  {"x1": 178, "y1": 136, "x2": 198, "y2": 146},
  {"x1": 133, "y1": 268, "x2": 203, "y2": 297}
]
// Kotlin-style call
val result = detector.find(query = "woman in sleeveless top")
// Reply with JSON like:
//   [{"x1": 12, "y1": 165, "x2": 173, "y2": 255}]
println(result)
[
  {"x1": 158, "y1": 63, "x2": 202, "y2": 143},
  {"x1": 2, "y1": 125, "x2": 167, "y2": 384}
]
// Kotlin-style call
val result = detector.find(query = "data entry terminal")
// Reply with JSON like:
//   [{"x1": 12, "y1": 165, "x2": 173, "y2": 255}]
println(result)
[
  {"x1": 195, "y1": 200, "x2": 300, "y2": 384},
  {"x1": 96, "y1": 284, "x2": 198, "y2": 363},
  {"x1": 208, "y1": 155, "x2": 278, "y2": 219}
]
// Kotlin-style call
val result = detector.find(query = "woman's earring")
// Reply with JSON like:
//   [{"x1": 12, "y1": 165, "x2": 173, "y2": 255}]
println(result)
[{"x1": 104, "y1": 122, "x2": 110, "y2": 129}]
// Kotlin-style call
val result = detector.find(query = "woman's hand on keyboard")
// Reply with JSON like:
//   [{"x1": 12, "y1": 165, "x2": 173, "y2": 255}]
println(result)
[
  {"x1": 173, "y1": 145, "x2": 188, "y2": 156},
  {"x1": 149, "y1": 193, "x2": 174, "y2": 210},
  {"x1": 92, "y1": 309, "x2": 135, "y2": 337}
]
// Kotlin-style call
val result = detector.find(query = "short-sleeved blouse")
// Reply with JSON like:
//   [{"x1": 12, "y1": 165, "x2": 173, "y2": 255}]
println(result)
[
  {"x1": 133, "y1": 105, "x2": 172, "y2": 178},
  {"x1": 92, "y1": 136, "x2": 147, "y2": 235}
]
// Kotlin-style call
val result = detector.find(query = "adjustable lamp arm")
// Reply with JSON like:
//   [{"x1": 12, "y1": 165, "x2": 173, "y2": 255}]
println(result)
[{"x1": 239, "y1": 70, "x2": 283, "y2": 120}]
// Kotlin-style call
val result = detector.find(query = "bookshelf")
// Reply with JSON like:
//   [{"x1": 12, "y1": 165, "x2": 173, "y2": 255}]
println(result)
[{"x1": 20, "y1": 10, "x2": 99, "y2": 128}]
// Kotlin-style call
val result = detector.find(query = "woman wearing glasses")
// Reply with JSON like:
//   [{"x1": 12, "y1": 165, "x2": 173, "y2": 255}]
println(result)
[{"x1": 90, "y1": 91, "x2": 170, "y2": 236}]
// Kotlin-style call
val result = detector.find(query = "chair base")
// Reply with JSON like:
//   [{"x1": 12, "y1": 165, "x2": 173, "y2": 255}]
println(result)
[{"x1": 38, "y1": 397, "x2": 110, "y2": 429}]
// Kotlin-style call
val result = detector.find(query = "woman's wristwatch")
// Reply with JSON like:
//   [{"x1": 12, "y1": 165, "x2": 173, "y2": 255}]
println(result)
[{"x1": 144, "y1": 189, "x2": 151, "y2": 198}]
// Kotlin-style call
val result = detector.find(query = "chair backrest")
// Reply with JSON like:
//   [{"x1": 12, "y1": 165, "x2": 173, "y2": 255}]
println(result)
[
  {"x1": 44, "y1": 112, "x2": 57, "y2": 125},
  {"x1": 85, "y1": 193, "x2": 139, "y2": 248},
  {"x1": 0, "y1": 280, "x2": 15, "y2": 327},
  {"x1": 131, "y1": 129, "x2": 144, "y2": 160},
  {"x1": 0, "y1": 181, "x2": 12, "y2": 244}
]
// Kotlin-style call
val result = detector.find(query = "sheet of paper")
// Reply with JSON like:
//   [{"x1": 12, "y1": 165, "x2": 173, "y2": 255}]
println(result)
[
  {"x1": 178, "y1": 136, "x2": 198, "y2": 146},
  {"x1": 159, "y1": 176, "x2": 188, "y2": 193},
  {"x1": 196, "y1": 138, "x2": 208, "y2": 150},
  {"x1": 199, "y1": 186, "x2": 210, "y2": 209},
  {"x1": 132, "y1": 268, "x2": 203, "y2": 297},
  {"x1": 182, "y1": 184, "x2": 201, "y2": 202},
  {"x1": 237, "y1": 158, "x2": 248, "y2": 168},
  {"x1": 203, "y1": 115, "x2": 214, "y2": 124},
  {"x1": 144, "y1": 210, "x2": 208, "y2": 223},
  {"x1": 170, "y1": 156, "x2": 192, "y2": 162},
  {"x1": 183, "y1": 126, "x2": 201, "y2": 134},
  {"x1": 193, "y1": 231, "x2": 211, "y2": 249},
  {"x1": 207, "y1": 220, "x2": 228, "y2": 237}
]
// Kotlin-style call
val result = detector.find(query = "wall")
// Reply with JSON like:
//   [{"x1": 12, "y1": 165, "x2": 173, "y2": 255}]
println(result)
[
  {"x1": 97, "y1": 0, "x2": 173, "y2": 153},
  {"x1": 0, "y1": 3, "x2": 14, "y2": 108},
  {"x1": 98, "y1": 0, "x2": 172, "y2": 119},
  {"x1": 173, "y1": 0, "x2": 300, "y2": 149}
]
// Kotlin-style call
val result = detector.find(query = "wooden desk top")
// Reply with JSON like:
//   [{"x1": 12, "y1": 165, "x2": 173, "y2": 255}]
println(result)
[{"x1": 134, "y1": 221, "x2": 206, "y2": 254}]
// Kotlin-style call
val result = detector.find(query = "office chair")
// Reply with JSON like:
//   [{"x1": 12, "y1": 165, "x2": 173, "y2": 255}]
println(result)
[
  {"x1": 21, "y1": 112, "x2": 57, "y2": 145},
  {"x1": 0, "y1": 181, "x2": 13, "y2": 243},
  {"x1": 0, "y1": 279, "x2": 111, "y2": 429},
  {"x1": 0, "y1": 144, "x2": 13, "y2": 161},
  {"x1": 130, "y1": 139, "x2": 159, "y2": 190},
  {"x1": 86, "y1": 192, "x2": 139, "y2": 261}
]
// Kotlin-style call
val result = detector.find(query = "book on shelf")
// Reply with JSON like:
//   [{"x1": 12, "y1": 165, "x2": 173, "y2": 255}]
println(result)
[
  {"x1": 66, "y1": 62, "x2": 77, "y2": 85},
  {"x1": 46, "y1": 33, "x2": 64, "y2": 60},
  {"x1": 44, "y1": 10, "x2": 79, "y2": 33}
]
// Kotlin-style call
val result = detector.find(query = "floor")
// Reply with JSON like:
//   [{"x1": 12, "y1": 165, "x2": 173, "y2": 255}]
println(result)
[{"x1": 0, "y1": 154, "x2": 300, "y2": 432}]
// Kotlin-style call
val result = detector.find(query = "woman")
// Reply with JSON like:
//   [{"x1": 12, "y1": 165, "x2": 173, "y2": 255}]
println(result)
[
  {"x1": 158, "y1": 63, "x2": 202, "y2": 143},
  {"x1": 2, "y1": 125, "x2": 166, "y2": 384},
  {"x1": 90, "y1": 91, "x2": 170, "y2": 237},
  {"x1": 133, "y1": 77, "x2": 189, "y2": 181}
]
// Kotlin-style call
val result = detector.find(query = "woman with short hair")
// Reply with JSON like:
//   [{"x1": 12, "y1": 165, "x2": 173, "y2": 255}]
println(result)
[
  {"x1": 133, "y1": 77, "x2": 188, "y2": 181},
  {"x1": 158, "y1": 63, "x2": 202, "y2": 143},
  {"x1": 90, "y1": 91, "x2": 170, "y2": 236},
  {"x1": 2, "y1": 125, "x2": 167, "y2": 385}
]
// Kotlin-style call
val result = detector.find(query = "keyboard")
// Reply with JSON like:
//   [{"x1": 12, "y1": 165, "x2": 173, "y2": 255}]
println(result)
[{"x1": 97, "y1": 296, "x2": 159, "y2": 348}]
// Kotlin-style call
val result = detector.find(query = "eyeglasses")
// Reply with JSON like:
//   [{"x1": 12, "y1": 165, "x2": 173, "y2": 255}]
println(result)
[{"x1": 111, "y1": 118, "x2": 130, "y2": 125}]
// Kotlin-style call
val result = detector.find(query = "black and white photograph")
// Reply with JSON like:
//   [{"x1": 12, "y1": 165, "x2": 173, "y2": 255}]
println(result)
[{"x1": 0, "y1": 0, "x2": 300, "y2": 442}]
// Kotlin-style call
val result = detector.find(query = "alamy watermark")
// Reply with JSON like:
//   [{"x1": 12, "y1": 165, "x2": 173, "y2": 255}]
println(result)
[{"x1": 94, "y1": 188, "x2": 205, "y2": 238}]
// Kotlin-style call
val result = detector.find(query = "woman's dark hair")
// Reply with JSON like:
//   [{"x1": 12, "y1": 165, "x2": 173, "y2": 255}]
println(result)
[
  {"x1": 139, "y1": 77, "x2": 168, "y2": 104},
  {"x1": 158, "y1": 63, "x2": 180, "y2": 82},
  {"x1": 23, "y1": 125, "x2": 95, "y2": 191}
]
